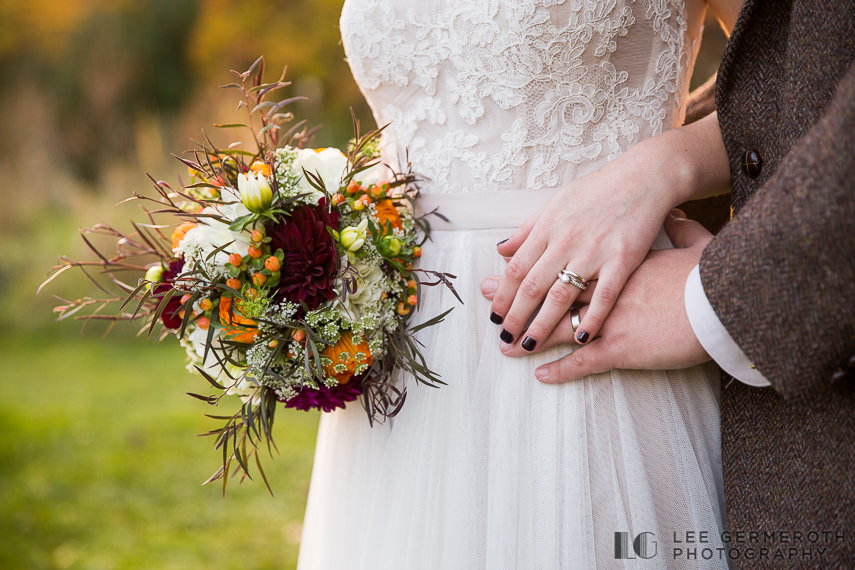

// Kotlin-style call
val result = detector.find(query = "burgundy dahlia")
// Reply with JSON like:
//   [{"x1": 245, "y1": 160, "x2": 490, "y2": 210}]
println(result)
[
  {"x1": 154, "y1": 259, "x2": 185, "y2": 330},
  {"x1": 280, "y1": 380, "x2": 363, "y2": 412},
  {"x1": 268, "y1": 199, "x2": 339, "y2": 313}
]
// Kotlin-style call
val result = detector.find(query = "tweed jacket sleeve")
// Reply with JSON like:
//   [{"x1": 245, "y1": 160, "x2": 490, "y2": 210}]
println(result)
[{"x1": 699, "y1": 62, "x2": 855, "y2": 399}]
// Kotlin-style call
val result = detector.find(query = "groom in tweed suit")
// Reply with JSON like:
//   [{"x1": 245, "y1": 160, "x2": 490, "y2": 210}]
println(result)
[
  {"x1": 488, "y1": 0, "x2": 855, "y2": 566},
  {"x1": 704, "y1": 0, "x2": 855, "y2": 567}
]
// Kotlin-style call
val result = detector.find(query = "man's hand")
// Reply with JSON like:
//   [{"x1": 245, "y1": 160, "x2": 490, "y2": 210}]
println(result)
[{"x1": 481, "y1": 210, "x2": 714, "y2": 383}]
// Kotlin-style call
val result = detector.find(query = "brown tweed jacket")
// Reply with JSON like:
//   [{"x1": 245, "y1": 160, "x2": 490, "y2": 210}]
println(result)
[{"x1": 699, "y1": 0, "x2": 855, "y2": 567}]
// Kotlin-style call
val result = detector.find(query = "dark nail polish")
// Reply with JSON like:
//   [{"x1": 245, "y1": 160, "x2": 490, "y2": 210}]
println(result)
[
  {"x1": 500, "y1": 329, "x2": 514, "y2": 344},
  {"x1": 577, "y1": 331, "x2": 589, "y2": 344},
  {"x1": 522, "y1": 336, "x2": 537, "y2": 351},
  {"x1": 497, "y1": 238, "x2": 509, "y2": 246},
  {"x1": 490, "y1": 311, "x2": 504, "y2": 325}
]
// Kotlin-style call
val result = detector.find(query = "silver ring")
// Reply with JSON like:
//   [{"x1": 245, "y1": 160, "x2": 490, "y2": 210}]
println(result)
[
  {"x1": 570, "y1": 308, "x2": 581, "y2": 332},
  {"x1": 557, "y1": 269, "x2": 589, "y2": 290}
]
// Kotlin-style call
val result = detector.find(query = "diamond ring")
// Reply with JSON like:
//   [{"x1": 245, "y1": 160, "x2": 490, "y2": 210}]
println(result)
[{"x1": 557, "y1": 269, "x2": 589, "y2": 291}]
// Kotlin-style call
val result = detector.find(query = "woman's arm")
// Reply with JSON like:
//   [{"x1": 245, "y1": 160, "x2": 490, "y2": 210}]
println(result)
[
  {"x1": 487, "y1": 0, "x2": 745, "y2": 355},
  {"x1": 489, "y1": 111, "x2": 731, "y2": 353}
]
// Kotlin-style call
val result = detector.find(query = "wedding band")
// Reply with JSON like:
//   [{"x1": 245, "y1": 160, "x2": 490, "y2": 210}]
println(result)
[
  {"x1": 557, "y1": 269, "x2": 589, "y2": 290},
  {"x1": 570, "y1": 308, "x2": 581, "y2": 332}
]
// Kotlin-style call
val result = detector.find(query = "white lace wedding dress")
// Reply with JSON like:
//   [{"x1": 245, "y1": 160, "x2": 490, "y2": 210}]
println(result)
[{"x1": 298, "y1": 1, "x2": 729, "y2": 568}]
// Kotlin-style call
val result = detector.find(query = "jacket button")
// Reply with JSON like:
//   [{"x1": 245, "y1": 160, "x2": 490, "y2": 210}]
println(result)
[
  {"x1": 741, "y1": 149, "x2": 762, "y2": 178},
  {"x1": 831, "y1": 368, "x2": 852, "y2": 383}
]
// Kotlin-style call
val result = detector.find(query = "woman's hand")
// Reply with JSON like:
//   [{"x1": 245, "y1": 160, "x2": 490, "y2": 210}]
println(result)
[
  {"x1": 488, "y1": 113, "x2": 731, "y2": 352},
  {"x1": 483, "y1": 211, "x2": 714, "y2": 379}
]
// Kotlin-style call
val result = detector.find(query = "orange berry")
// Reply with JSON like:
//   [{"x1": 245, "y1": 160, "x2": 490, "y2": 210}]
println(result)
[
  {"x1": 291, "y1": 329, "x2": 306, "y2": 342},
  {"x1": 370, "y1": 185, "x2": 384, "y2": 198},
  {"x1": 197, "y1": 316, "x2": 210, "y2": 330},
  {"x1": 407, "y1": 279, "x2": 417, "y2": 289},
  {"x1": 248, "y1": 246, "x2": 262, "y2": 259},
  {"x1": 178, "y1": 310, "x2": 186, "y2": 320},
  {"x1": 226, "y1": 278, "x2": 242, "y2": 291},
  {"x1": 413, "y1": 246, "x2": 422, "y2": 258},
  {"x1": 380, "y1": 291, "x2": 388, "y2": 300},
  {"x1": 228, "y1": 253, "x2": 243, "y2": 267},
  {"x1": 199, "y1": 299, "x2": 213, "y2": 312},
  {"x1": 396, "y1": 302, "x2": 410, "y2": 315},
  {"x1": 352, "y1": 200, "x2": 365, "y2": 211},
  {"x1": 268, "y1": 339, "x2": 279, "y2": 349},
  {"x1": 406, "y1": 263, "x2": 414, "y2": 270},
  {"x1": 346, "y1": 180, "x2": 360, "y2": 194},
  {"x1": 246, "y1": 288, "x2": 258, "y2": 299},
  {"x1": 264, "y1": 256, "x2": 281, "y2": 272},
  {"x1": 251, "y1": 230, "x2": 264, "y2": 243},
  {"x1": 252, "y1": 273, "x2": 267, "y2": 287},
  {"x1": 331, "y1": 193, "x2": 345, "y2": 206},
  {"x1": 360, "y1": 194, "x2": 372, "y2": 204},
  {"x1": 407, "y1": 294, "x2": 418, "y2": 306},
  {"x1": 181, "y1": 294, "x2": 192, "y2": 304}
]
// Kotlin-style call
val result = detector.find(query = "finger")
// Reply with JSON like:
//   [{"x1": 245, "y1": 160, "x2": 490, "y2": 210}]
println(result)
[
  {"x1": 574, "y1": 280, "x2": 595, "y2": 305},
  {"x1": 518, "y1": 273, "x2": 588, "y2": 352},
  {"x1": 489, "y1": 236, "x2": 547, "y2": 327},
  {"x1": 496, "y1": 209, "x2": 541, "y2": 258},
  {"x1": 481, "y1": 275, "x2": 501, "y2": 301},
  {"x1": 534, "y1": 336, "x2": 613, "y2": 384},
  {"x1": 573, "y1": 264, "x2": 626, "y2": 344},
  {"x1": 664, "y1": 209, "x2": 713, "y2": 250},
  {"x1": 500, "y1": 305, "x2": 588, "y2": 357},
  {"x1": 499, "y1": 249, "x2": 571, "y2": 345}
]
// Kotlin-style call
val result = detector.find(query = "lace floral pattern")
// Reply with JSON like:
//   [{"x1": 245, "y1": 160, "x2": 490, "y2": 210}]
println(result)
[{"x1": 341, "y1": 0, "x2": 701, "y2": 193}]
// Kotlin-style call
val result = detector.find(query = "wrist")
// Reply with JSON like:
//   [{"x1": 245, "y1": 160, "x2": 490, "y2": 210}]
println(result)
[
  {"x1": 618, "y1": 132, "x2": 697, "y2": 211},
  {"x1": 623, "y1": 113, "x2": 732, "y2": 208}
]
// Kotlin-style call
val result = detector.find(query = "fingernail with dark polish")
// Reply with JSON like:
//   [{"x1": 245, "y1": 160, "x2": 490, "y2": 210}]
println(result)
[
  {"x1": 577, "y1": 331, "x2": 589, "y2": 344},
  {"x1": 522, "y1": 336, "x2": 537, "y2": 351},
  {"x1": 490, "y1": 311, "x2": 504, "y2": 325},
  {"x1": 497, "y1": 238, "x2": 509, "y2": 246},
  {"x1": 500, "y1": 329, "x2": 514, "y2": 344}
]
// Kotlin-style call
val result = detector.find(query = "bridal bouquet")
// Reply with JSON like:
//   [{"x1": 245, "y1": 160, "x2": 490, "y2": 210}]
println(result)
[{"x1": 41, "y1": 57, "x2": 457, "y2": 492}]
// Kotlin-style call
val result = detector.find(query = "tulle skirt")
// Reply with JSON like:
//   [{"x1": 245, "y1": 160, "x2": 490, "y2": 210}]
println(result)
[{"x1": 297, "y1": 190, "x2": 729, "y2": 569}]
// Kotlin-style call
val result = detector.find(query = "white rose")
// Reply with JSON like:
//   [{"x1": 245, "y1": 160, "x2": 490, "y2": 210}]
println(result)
[
  {"x1": 220, "y1": 363, "x2": 262, "y2": 405},
  {"x1": 189, "y1": 330, "x2": 261, "y2": 406},
  {"x1": 178, "y1": 201, "x2": 253, "y2": 270},
  {"x1": 337, "y1": 258, "x2": 384, "y2": 321},
  {"x1": 293, "y1": 148, "x2": 348, "y2": 195}
]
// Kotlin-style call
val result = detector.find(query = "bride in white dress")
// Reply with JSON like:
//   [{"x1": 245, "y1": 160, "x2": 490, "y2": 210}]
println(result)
[{"x1": 299, "y1": 1, "x2": 741, "y2": 568}]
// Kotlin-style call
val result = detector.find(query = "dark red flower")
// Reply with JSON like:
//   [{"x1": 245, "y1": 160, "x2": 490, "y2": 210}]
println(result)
[
  {"x1": 280, "y1": 379, "x2": 363, "y2": 412},
  {"x1": 154, "y1": 259, "x2": 185, "y2": 330},
  {"x1": 268, "y1": 199, "x2": 339, "y2": 313}
]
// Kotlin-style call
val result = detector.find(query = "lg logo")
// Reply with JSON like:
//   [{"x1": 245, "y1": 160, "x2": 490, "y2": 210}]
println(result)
[{"x1": 615, "y1": 532, "x2": 658, "y2": 559}]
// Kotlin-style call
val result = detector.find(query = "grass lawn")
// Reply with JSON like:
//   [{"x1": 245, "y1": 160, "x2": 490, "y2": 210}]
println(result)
[{"x1": 0, "y1": 334, "x2": 320, "y2": 569}]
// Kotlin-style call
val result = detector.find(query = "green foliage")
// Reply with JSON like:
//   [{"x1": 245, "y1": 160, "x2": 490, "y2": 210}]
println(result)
[{"x1": 0, "y1": 334, "x2": 319, "y2": 569}]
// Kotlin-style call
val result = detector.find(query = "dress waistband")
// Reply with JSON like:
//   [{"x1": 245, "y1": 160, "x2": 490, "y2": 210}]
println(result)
[
  {"x1": 414, "y1": 187, "x2": 675, "y2": 250},
  {"x1": 414, "y1": 188, "x2": 561, "y2": 231}
]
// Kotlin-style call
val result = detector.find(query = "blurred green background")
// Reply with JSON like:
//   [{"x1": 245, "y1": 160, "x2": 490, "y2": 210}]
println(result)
[{"x1": 0, "y1": 1, "x2": 727, "y2": 568}]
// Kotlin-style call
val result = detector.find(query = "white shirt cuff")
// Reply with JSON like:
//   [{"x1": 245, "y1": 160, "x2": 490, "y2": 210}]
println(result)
[{"x1": 685, "y1": 265, "x2": 771, "y2": 387}]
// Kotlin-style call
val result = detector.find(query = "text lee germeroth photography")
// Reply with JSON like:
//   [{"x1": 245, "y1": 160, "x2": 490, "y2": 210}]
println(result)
[
  {"x1": 2, "y1": 0, "x2": 853, "y2": 569},
  {"x1": 616, "y1": 530, "x2": 848, "y2": 563}
]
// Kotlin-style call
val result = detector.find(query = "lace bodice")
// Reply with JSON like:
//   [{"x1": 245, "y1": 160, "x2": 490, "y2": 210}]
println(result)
[{"x1": 341, "y1": 0, "x2": 704, "y2": 194}]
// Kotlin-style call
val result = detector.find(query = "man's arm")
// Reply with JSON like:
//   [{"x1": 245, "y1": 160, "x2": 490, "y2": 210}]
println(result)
[{"x1": 700, "y1": 62, "x2": 855, "y2": 398}]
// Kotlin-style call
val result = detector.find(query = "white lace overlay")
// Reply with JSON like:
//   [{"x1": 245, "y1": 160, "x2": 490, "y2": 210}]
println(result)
[{"x1": 341, "y1": 0, "x2": 702, "y2": 193}]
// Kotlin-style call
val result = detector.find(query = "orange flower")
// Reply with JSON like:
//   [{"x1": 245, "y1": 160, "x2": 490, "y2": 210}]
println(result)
[
  {"x1": 218, "y1": 297, "x2": 257, "y2": 343},
  {"x1": 250, "y1": 162, "x2": 271, "y2": 177},
  {"x1": 321, "y1": 332, "x2": 373, "y2": 384},
  {"x1": 374, "y1": 199, "x2": 402, "y2": 232},
  {"x1": 171, "y1": 222, "x2": 196, "y2": 249}
]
